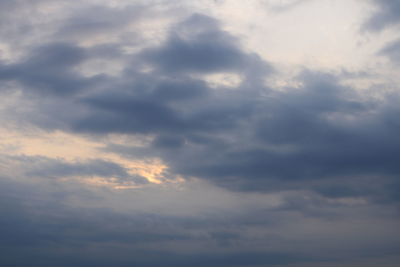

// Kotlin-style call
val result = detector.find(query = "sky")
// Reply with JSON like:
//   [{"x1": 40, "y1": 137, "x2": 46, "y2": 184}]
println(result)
[{"x1": 0, "y1": 0, "x2": 400, "y2": 266}]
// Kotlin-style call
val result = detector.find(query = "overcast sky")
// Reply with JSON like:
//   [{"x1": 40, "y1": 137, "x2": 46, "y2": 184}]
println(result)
[{"x1": 1, "y1": 0, "x2": 400, "y2": 266}]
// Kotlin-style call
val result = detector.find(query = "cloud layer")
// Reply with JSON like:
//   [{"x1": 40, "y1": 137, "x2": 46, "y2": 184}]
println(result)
[{"x1": 0, "y1": 0, "x2": 400, "y2": 266}]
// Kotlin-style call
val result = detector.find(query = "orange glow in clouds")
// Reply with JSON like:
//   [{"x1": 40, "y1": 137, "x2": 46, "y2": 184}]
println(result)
[{"x1": 0, "y1": 128, "x2": 172, "y2": 188}]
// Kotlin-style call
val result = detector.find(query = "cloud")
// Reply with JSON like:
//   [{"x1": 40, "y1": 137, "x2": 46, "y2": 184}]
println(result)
[
  {"x1": 141, "y1": 14, "x2": 250, "y2": 74},
  {"x1": 1, "y1": 1, "x2": 400, "y2": 266},
  {"x1": 55, "y1": 5, "x2": 147, "y2": 42},
  {"x1": 0, "y1": 43, "x2": 94, "y2": 95},
  {"x1": 363, "y1": 0, "x2": 400, "y2": 65},
  {"x1": 1, "y1": 173, "x2": 399, "y2": 267},
  {"x1": 363, "y1": 0, "x2": 400, "y2": 31},
  {"x1": 380, "y1": 39, "x2": 400, "y2": 64},
  {"x1": 140, "y1": 71, "x2": 400, "y2": 201},
  {"x1": 3, "y1": 11, "x2": 397, "y2": 203},
  {"x1": 5, "y1": 155, "x2": 148, "y2": 185}
]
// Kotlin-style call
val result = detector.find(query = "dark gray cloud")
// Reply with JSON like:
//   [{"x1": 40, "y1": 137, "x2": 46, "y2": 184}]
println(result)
[
  {"x1": 364, "y1": 0, "x2": 400, "y2": 65},
  {"x1": 8, "y1": 155, "x2": 148, "y2": 184},
  {"x1": 1, "y1": 176, "x2": 399, "y2": 267},
  {"x1": 135, "y1": 72, "x2": 400, "y2": 201},
  {"x1": 60, "y1": 15, "x2": 268, "y2": 136},
  {"x1": 0, "y1": 177, "x2": 294, "y2": 266},
  {"x1": 0, "y1": 43, "x2": 95, "y2": 95},
  {"x1": 363, "y1": 0, "x2": 400, "y2": 31},
  {"x1": 55, "y1": 5, "x2": 146, "y2": 41},
  {"x1": 380, "y1": 39, "x2": 400, "y2": 64},
  {"x1": 141, "y1": 14, "x2": 250, "y2": 74},
  {"x1": 0, "y1": 178, "x2": 398, "y2": 266}
]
